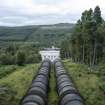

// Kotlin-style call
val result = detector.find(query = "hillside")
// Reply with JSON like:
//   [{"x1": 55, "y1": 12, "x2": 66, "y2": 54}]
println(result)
[{"x1": 0, "y1": 23, "x2": 74, "y2": 47}]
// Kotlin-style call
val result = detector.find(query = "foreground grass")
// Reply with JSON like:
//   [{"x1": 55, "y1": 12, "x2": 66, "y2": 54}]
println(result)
[
  {"x1": 63, "y1": 60, "x2": 105, "y2": 105},
  {"x1": 0, "y1": 65, "x2": 22, "y2": 79},
  {"x1": 0, "y1": 64, "x2": 39, "y2": 105},
  {"x1": 48, "y1": 65, "x2": 59, "y2": 105}
]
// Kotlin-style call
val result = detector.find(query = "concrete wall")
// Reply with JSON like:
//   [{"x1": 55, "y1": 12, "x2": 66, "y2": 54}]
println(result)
[{"x1": 40, "y1": 50, "x2": 60, "y2": 62}]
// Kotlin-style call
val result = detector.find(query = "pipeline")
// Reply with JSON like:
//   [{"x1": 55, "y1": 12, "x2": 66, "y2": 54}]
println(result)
[
  {"x1": 20, "y1": 59, "x2": 51, "y2": 105},
  {"x1": 54, "y1": 59, "x2": 85, "y2": 105}
]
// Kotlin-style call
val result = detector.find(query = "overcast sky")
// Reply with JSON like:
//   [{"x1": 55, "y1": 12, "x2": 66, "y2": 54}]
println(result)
[{"x1": 0, "y1": 0, "x2": 105, "y2": 26}]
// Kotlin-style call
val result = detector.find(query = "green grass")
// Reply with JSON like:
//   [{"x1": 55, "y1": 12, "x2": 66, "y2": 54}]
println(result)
[
  {"x1": 0, "y1": 65, "x2": 23, "y2": 79},
  {"x1": 63, "y1": 60, "x2": 105, "y2": 105},
  {"x1": 0, "y1": 64, "x2": 39, "y2": 105},
  {"x1": 48, "y1": 65, "x2": 59, "y2": 105}
]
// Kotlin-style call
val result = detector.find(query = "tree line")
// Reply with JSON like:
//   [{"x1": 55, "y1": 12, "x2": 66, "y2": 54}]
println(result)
[
  {"x1": 61, "y1": 6, "x2": 105, "y2": 66},
  {"x1": 0, "y1": 43, "x2": 41, "y2": 66}
]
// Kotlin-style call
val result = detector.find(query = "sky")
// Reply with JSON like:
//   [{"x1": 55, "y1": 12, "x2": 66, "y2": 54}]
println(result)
[{"x1": 0, "y1": 0, "x2": 105, "y2": 26}]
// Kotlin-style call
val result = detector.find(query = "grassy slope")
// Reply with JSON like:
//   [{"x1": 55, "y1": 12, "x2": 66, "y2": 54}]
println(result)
[
  {"x1": 0, "y1": 64, "x2": 39, "y2": 105},
  {"x1": 0, "y1": 65, "x2": 23, "y2": 79},
  {"x1": 48, "y1": 65, "x2": 58, "y2": 105},
  {"x1": 63, "y1": 60, "x2": 105, "y2": 105}
]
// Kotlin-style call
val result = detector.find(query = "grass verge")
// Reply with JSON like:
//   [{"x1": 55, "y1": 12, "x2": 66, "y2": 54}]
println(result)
[
  {"x1": 63, "y1": 59, "x2": 105, "y2": 105},
  {"x1": 0, "y1": 64, "x2": 39, "y2": 105},
  {"x1": 0, "y1": 65, "x2": 22, "y2": 79},
  {"x1": 48, "y1": 64, "x2": 59, "y2": 105}
]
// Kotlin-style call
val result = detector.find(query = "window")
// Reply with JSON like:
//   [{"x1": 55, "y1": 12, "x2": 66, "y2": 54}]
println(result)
[
  {"x1": 51, "y1": 56, "x2": 53, "y2": 60},
  {"x1": 44, "y1": 56, "x2": 46, "y2": 59}
]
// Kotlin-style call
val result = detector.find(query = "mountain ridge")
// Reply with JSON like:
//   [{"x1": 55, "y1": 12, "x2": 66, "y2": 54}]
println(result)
[{"x1": 0, "y1": 23, "x2": 75, "y2": 46}]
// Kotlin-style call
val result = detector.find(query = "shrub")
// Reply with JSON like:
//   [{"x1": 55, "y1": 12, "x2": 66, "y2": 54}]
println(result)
[
  {"x1": 25, "y1": 54, "x2": 41, "y2": 64},
  {"x1": 16, "y1": 51, "x2": 26, "y2": 66},
  {"x1": 0, "y1": 53, "x2": 15, "y2": 65}
]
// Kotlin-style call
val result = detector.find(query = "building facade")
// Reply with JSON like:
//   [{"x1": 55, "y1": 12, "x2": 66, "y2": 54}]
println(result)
[{"x1": 39, "y1": 46, "x2": 60, "y2": 62}]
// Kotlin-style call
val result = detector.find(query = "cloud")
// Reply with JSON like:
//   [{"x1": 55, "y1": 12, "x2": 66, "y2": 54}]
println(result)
[{"x1": 0, "y1": 0, "x2": 105, "y2": 26}]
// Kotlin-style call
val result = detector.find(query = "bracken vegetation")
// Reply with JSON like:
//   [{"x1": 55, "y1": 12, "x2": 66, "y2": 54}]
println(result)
[
  {"x1": 63, "y1": 60, "x2": 105, "y2": 105},
  {"x1": 0, "y1": 64, "x2": 39, "y2": 105}
]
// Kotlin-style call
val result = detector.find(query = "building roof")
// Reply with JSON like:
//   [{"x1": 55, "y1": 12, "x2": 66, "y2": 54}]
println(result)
[{"x1": 41, "y1": 46, "x2": 60, "y2": 51}]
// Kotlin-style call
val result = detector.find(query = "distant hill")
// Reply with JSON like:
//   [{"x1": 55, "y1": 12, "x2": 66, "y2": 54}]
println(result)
[
  {"x1": 40, "y1": 23, "x2": 74, "y2": 29},
  {"x1": 0, "y1": 23, "x2": 75, "y2": 47}
]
